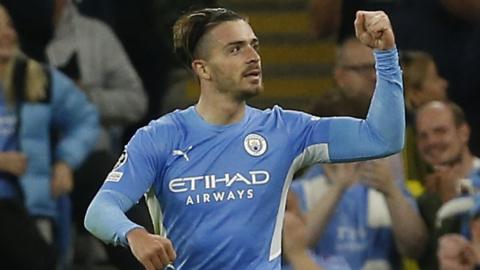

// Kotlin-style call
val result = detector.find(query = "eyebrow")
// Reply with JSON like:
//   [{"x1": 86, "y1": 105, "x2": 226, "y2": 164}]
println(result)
[{"x1": 224, "y1": 38, "x2": 259, "y2": 49}]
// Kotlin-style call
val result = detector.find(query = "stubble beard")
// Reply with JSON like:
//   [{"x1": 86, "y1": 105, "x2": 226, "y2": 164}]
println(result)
[
  {"x1": 429, "y1": 145, "x2": 465, "y2": 168},
  {"x1": 236, "y1": 83, "x2": 263, "y2": 101},
  {"x1": 442, "y1": 146, "x2": 465, "y2": 167}
]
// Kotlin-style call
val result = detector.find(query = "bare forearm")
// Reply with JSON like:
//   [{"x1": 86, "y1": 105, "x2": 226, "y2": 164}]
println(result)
[
  {"x1": 385, "y1": 188, "x2": 427, "y2": 258},
  {"x1": 306, "y1": 184, "x2": 345, "y2": 247},
  {"x1": 0, "y1": 153, "x2": 7, "y2": 171},
  {"x1": 0, "y1": 151, "x2": 27, "y2": 176},
  {"x1": 286, "y1": 250, "x2": 324, "y2": 270}
]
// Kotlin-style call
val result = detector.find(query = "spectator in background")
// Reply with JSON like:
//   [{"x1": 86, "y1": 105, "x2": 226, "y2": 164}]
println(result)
[
  {"x1": 400, "y1": 50, "x2": 449, "y2": 193},
  {"x1": 0, "y1": 0, "x2": 53, "y2": 62},
  {"x1": 46, "y1": 0, "x2": 148, "y2": 268},
  {"x1": 438, "y1": 233, "x2": 479, "y2": 270},
  {"x1": 393, "y1": 0, "x2": 480, "y2": 158},
  {"x1": 282, "y1": 191, "x2": 350, "y2": 270},
  {"x1": 0, "y1": 3, "x2": 98, "y2": 269},
  {"x1": 415, "y1": 101, "x2": 480, "y2": 269},
  {"x1": 310, "y1": 0, "x2": 480, "y2": 159},
  {"x1": 311, "y1": 37, "x2": 375, "y2": 119},
  {"x1": 283, "y1": 213, "x2": 326, "y2": 270},
  {"x1": 47, "y1": 0, "x2": 146, "y2": 155},
  {"x1": 291, "y1": 158, "x2": 426, "y2": 270},
  {"x1": 77, "y1": 0, "x2": 219, "y2": 123},
  {"x1": 401, "y1": 51, "x2": 449, "y2": 114},
  {"x1": 436, "y1": 196, "x2": 480, "y2": 270}
]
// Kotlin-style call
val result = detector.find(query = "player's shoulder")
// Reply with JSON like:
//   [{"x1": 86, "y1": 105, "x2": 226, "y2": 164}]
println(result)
[
  {"x1": 126, "y1": 109, "x2": 189, "y2": 156},
  {"x1": 132, "y1": 109, "x2": 185, "y2": 142},
  {"x1": 252, "y1": 105, "x2": 294, "y2": 117},
  {"x1": 255, "y1": 105, "x2": 317, "y2": 122},
  {"x1": 150, "y1": 107, "x2": 187, "y2": 129},
  {"x1": 257, "y1": 104, "x2": 284, "y2": 114}
]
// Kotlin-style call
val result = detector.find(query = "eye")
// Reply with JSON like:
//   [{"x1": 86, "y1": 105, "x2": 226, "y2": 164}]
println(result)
[
  {"x1": 418, "y1": 133, "x2": 427, "y2": 141},
  {"x1": 252, "y1": 43, "x2": 260, "y2": 52},
  {"x1": 434, "y1": 127, "x2": 447, "y2": 136},
  {"x1": 230, "y1": 45, "x2": 241, "y2": 54}
]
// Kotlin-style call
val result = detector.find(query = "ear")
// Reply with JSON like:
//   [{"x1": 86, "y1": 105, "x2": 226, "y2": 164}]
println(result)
[
  {"x1": 459, "y1": 123, "x2": 471, "y2": 144},
  {"x1": 191, "y1": 59, "x2": 211, "y2": 80}
]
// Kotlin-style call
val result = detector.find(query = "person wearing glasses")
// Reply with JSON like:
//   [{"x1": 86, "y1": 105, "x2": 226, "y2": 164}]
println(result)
[{"x1": 311, "y1": 36, "x2": 376, "y2": 119}]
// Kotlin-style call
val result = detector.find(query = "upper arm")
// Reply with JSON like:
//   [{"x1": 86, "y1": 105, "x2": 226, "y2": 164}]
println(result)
[
  {"x1": 278, "y1": 109, "x2": 331, "y2": 166},
  {"x1": 297, "y1": 114, "x2": 401, "y2": 164},
  {"x1": 281, "y1": 108, "x2": 392, "y2": 165},
  {"x1": 101, "y1": 125, "x2": 168, "y2": 204}
]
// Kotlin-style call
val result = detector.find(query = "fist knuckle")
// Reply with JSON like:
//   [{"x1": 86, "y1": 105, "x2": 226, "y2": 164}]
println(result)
[
  {"x1": 160, "y1": 238, "x2": 172, "y2": 247},
  {"x1": 138, "y1": 253, "x2": 149, "y2": 262},
  {"x1": 153, "y1": 244, "x2": 166, "y2": 253}
]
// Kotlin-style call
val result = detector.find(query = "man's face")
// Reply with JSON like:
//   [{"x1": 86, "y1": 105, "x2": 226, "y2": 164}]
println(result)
[
  {"x1": 198, "y1": 20, "x2": 263, "y2": 99},
  {"x1": 416, "y1": 104, "x2": 469, "y2": 166},
  {"x1": 335, "y1": 40, "x2": 376, "y2": 99},
  {"x1": 0, "y1": 6, "x2": 18, "y2": 62}
]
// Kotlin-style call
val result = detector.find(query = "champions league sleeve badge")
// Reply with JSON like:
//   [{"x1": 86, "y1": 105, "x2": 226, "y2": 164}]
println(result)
[
  {"x1": 105, "y1": 149, "x2": 128, "y2": 182},
  {"x1": 113, "y1": 149, "x2": 128, "y2": 170},
  {"x1": 244, "y1": 133, "x2": 267, "y2": 157}
]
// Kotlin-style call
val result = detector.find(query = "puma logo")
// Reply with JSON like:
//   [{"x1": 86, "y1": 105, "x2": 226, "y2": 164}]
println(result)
[{"x1": 172, "y1": 145, "x2": 193, "y2": 161}]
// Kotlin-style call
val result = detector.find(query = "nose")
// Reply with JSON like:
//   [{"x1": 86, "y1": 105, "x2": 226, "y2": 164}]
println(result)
[
  {"x1": 425, "y1": 133, "x2": 445, "y2": 149},
  {"x1": 246, "y1": 45, "x2": 260, "y2": 64}
]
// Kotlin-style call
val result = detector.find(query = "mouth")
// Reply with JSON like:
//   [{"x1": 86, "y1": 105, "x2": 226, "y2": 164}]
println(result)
[
  {"x1": 243, "y1": 68, "x2": 262, "y2": 79},
  {"x1": 427, "y1": 146, "x2": 446, "y2": 155}
]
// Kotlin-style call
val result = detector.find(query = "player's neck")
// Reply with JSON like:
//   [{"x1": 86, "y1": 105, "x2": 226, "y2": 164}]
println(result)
[{"x1": 196, "y1": 94, "x2": 246, "y2": 125}]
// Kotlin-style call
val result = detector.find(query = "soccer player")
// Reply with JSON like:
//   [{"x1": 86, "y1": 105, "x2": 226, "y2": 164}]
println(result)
[{"x1": 85, "y1": 7, "x2": 404, "y2": 270}]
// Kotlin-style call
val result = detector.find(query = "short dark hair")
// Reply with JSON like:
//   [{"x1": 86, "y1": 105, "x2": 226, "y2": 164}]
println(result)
[
  {"x1": 447, "y1": 101, "x2": 467, "y2": 127},
  {"x1": 416, "y1": 100, "x2": 467, "y2": 127},
  {"x1": 173, "y1": 7, "x2": 246, "y2": 69}
]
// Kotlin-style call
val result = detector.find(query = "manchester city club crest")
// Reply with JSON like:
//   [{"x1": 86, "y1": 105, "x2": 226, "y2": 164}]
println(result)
[{"x1": 244, "y1": 133, "x2": 267, "y2": 156}]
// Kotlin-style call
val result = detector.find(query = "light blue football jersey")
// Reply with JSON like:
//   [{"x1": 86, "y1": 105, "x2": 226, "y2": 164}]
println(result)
[
  {"x1": 105, "y1": 105, "x2": 341, "y2": 269},
  {"x1": 86, "y1": 49, "x2": 404, "y2": 270}
]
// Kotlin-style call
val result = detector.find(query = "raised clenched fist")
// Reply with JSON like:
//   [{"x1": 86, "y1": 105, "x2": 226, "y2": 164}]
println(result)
[{"x1": 354, "y1": 11, "x2": 395, "y2": 50}]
